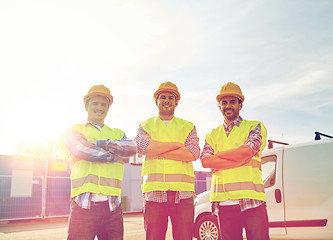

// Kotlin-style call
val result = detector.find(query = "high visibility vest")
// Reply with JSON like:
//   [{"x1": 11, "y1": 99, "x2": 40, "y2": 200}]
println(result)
[
  {"x1": 141, "y1": 117, "x2": 195, "y2": 193},
  {"x1": 62, "y1": 124, "x2": 125, "y2": 198},
  {"x1": 206, "y1": 119, "x2": 267, "y2": 202}
]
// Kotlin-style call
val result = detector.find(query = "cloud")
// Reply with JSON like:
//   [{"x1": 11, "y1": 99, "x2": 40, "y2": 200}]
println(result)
[{"x1": 246, "y1": 58, "x2": 333, "y2": 111}]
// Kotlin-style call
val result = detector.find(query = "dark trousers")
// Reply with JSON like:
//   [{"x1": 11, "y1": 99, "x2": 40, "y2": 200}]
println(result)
[
  {"x1": 218, "y1": 203, "x2": 270, "y2": 240},
  {"x1": 143, "y1": 192, "x2": 194, "y2": 240},
  {"x1": 67, "y1": 201, "x2": 123, "y2": 240}
]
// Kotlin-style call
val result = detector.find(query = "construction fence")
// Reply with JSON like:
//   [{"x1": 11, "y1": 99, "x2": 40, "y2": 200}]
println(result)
[{"x1": 0, "y1": 155, "x2": 211, "y2": 221}]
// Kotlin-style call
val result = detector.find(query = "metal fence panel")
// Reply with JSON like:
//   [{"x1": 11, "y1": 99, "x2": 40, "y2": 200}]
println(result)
[
  {"x1": 45, "y1": 177, "x2": 71, "y2": 217},
  {"x1": 0, "y1": 155, "x2": 211, "y2": 221},
  {"x1": 0, "y1": 175, "x2": 43, "y2": 221}
]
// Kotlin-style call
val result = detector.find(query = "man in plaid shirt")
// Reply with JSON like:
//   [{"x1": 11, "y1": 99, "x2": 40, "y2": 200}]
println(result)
[
  {"x1": 200, "y1": 82, "x2": 270, "y2": 240},
  {"x1": 135, "y1": 81, "x2": 200, "y2": 240},
  {"x1": 62, "y1": 85, "x2": 137, "y2": 240}
]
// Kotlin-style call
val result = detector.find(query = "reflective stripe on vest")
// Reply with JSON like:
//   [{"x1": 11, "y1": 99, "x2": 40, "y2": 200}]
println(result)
[
  {"x1": 62, "y1": 123, "x2": 125, "y2": 198},
  {"x1": 141, "y1": 116, "x2": 195, "y2": 192},
  {"x1": 211, "y1": 182, "x2": 265, "y2": 193},
  {"x1": 206, "y1": 119, "x2": 267, "y2": 202},
  {"x1": 71, "y1": 174, "x2": 122, "y2": 189},
  {"x1": 142, "y1": 173, "x2": 194, "y2": 184}
]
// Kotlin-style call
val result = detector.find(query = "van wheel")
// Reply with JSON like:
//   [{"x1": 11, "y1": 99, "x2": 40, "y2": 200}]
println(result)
[{"x1": 195, "y1": 214, "x2": 220, "y2": 240}]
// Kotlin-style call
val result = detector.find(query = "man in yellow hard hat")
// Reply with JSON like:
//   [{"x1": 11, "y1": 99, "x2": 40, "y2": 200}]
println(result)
[
  {"x1": 62, "y1": 84, "x2": 137, "y2": 240},
  {"x1": 135, "y1": 81, "x2": 200, "y2": 240},
  {"x1": 200, "y1": 82, "x2": 270, "y2": 240}
]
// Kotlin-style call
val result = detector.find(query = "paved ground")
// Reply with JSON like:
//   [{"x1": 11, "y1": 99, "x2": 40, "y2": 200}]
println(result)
[
  {"x1": 0, "y1": 215, "x2": 303, "y2": 240},
  {"x1": 0, "y1": 213, "x2": 176, "y2": 240}
]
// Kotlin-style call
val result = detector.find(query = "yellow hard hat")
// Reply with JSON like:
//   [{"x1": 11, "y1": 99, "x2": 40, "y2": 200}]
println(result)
[
  {"x1": 83, "y1": 84, "x2": 113, "y2": 106},
  {"x1": 216, "y1": 82, "x2": 245, "y2": 103},
  {"x1": 153, "y1": 81, "x2": 180, "y2": 103}
]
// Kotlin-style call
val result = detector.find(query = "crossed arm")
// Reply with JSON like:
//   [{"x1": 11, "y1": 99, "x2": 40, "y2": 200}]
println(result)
[
  {"x1": 145, "y1": 139, "x2": 196, "y2": 162},
  {"x1": 135, "y1": 125, "x2": 200, "y2": 162},
  {"x1": 200, "y1": 124, "x2": 263, "y2": 171},
  {"x1": 201, "y1": 144, "x2": 254, "y2": 170},
  {"x1": 63, "y1": 129, "x2": 137, "y2": 163}
]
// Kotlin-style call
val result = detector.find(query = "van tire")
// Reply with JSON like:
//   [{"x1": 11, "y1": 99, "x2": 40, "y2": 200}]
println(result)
[{"x1": 195, "y1": 214, "x2": 220, "y2": 240}]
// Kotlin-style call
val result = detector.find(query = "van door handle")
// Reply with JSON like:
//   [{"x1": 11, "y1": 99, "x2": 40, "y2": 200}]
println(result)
[{"x1": 275, "y1": 189, "x2": 282, "y2": 203}]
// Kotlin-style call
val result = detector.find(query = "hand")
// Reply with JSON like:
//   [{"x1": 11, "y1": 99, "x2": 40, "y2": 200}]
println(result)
[
  {"x1": 116, "y1": 156, "x2": 129, "y2": 164},
  {"x1": 107, "y1": 141, "x2": 124, "y2": 154},
  {"x1": 211, "y1": 168, "x2": 218, "y2": 174},
  {"x1": 146, "y1": 155, "x2": 163, "y2": 160}
]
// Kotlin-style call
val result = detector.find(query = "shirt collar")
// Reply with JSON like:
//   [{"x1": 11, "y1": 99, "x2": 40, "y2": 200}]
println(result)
[
  {"x1": 85, "y1": 121, "x2": 103, "y2": 131},
  {"x1": 223, "y1": 116, "x2": 243, "y2": 129}
]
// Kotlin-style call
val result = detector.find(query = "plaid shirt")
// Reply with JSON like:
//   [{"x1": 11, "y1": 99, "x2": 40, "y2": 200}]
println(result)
[
  {"x1": 63, "y1": 122, "x2": 136, "y2": 211},
  {"x1": 63, "y1": 123, "x2": 116, "y2": 163},
  {"x1": 200, "y1": 116, "x2": 264, "y2": 211},
  {"x1": 135, "y1": 122, "x2": 200, "y2": 203}
]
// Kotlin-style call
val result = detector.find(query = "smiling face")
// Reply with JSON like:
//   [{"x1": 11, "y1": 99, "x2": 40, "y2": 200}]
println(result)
[
  {"x1": 85, "y1": 95, "x2": 110, "y2": 126},
  {"x1": 157, "y1": 92, "x2": 178, "y2": 120},
  {"x1": 219, "y1": 96, "x2": 243, "y2": 124}
]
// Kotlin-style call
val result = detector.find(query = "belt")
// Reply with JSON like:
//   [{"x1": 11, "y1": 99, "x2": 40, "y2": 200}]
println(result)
[{"x1": 92, "y1": 201, "x2": 108, "y2": 206}]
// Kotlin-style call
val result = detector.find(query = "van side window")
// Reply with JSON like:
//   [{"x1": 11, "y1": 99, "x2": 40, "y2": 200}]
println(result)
[{"x1": 262, "y1": 155, "x2": 277, "y2": 188}]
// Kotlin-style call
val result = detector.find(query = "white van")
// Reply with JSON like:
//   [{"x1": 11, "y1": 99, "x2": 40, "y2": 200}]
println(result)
[{"x1": 194, "y1": 137, "x2": 333, "y2": 240}]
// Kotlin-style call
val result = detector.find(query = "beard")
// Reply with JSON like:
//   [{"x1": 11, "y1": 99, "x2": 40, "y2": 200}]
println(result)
[
  {"x1": 222, "y1": 108, "x2": 239, "y2": 121},
  {"x1": 159, "y1": 106, "x2": 175, "y2": 116}
]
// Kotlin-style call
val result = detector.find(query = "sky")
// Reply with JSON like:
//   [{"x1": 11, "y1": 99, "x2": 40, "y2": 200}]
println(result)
[{"x1": 1, "y1": 0, "x2": 333, "y2": 171}]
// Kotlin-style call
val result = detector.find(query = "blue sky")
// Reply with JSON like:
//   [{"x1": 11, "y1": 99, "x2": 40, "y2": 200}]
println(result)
[{"x1": 1, "y1": 1, "x2": 332, "y2": 170}]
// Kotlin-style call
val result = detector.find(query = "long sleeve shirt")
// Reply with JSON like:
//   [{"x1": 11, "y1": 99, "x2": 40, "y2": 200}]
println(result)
[
  {"x1": 200, "y1": 116, "x2": 264, "y2": 211},
  {"x1": 63, "y1": 122, "x2": 137, "y2": 210},
  {"x1": 135, "y1": 123, "x2": 200, "y2": 203}
]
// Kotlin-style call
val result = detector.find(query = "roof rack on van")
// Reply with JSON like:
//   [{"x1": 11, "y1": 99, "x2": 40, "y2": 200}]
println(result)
[
  {"x1": 268, "y1": 140, "x2": 289, "y2": 149},
  {"x1": 314, "y1": 131, "x2": 333, "y2": 141}
]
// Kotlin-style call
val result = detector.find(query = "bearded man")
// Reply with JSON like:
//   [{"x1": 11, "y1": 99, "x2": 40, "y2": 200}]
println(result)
[{"x1": 135, "y1": 81, "x2": 200, "y2": 240}]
